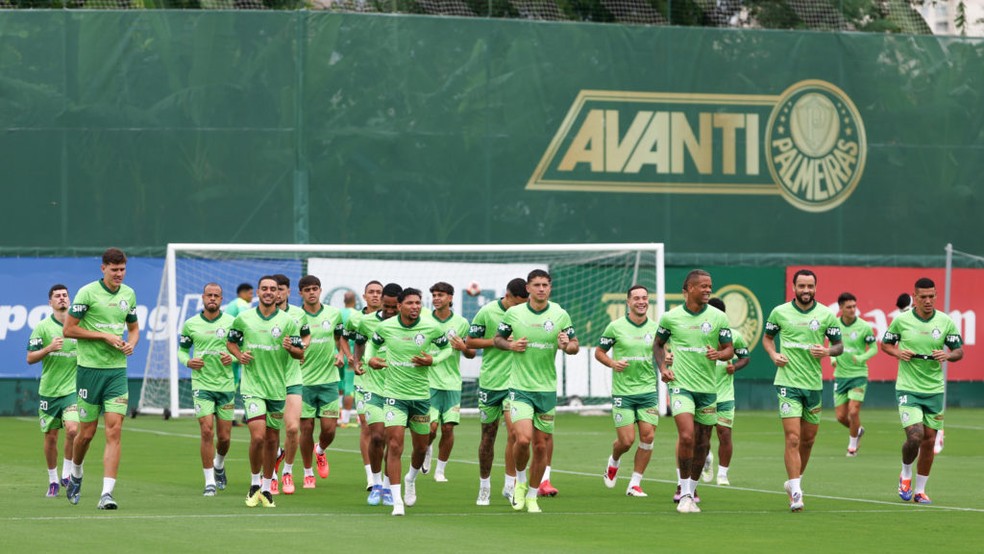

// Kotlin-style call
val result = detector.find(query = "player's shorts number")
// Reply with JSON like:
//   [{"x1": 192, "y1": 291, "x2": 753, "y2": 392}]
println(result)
[
  {"x1": 478, "y1": 391, "x2": 488, "y2": 403},
  {"x1": 386, "y1": 398, "x2": 396, "y2": 405},
  {"x1": 613, "y1": 397, "x2": 623, "y2": 408},
  {"x1": 364, "y1": 392, "x2": 373, "y2": 402},
  {"x1": 78, "y1": 388, "x2": 88, "y2": 400},
  {"x1": 39, "y1": 400, "x2": 48, "y2": 410},
  {"x1": 898, "y1": 394, "x2": 908, "y2": 406},
  {"x1": 779, "y1": 387, "x2": 787, "y2": 397}
]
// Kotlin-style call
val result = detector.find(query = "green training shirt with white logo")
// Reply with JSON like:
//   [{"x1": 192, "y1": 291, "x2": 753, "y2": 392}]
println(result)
[
  {"x1": 224, "y1": 297, "x2": 252, "y2": 318},
  {"x1": 228, "y1": 308, "x2": 302, "y2": 400},
  {"x1": 834, "y1": 317, "x2": 877, "y2": 380},
  {"x1": 426, "y1": 310, "x2": 469, "y2": 391},
  {"x1": 179, "y1": 311, "x2": 236, "y2": 392},
  {"x1": 28, "y1": 315, "x2": 78, "y2": 397},
  {"x1": 882, "y1": 309, "x2": 962, "y2": 394},
  {"x1": 354, "y1": 311, "x2": 388, "y2": 394},
  {"x1": 498, "y1": 302, "x2": 575, "y2": 393},
  {"x1": 656, "y1": 304, "x2": 733, "y2": 394},
  {"x1": 301, "y1": 304, "x2": 345, "y2": 386},
  {"x1": 367, "y1": 315, "x2": 450, "y2": 400},
  {"x1": 469, "y1": 299, "x2": 512, "y2": 391},
  {"x1": 765, "y1": 301, "x2": 842, "y2": 391},
  {"x1": 714, "y1": 329, "x2": 750, "y2": 403},
  {"x1": 69, "y1": 280, "x2": 138, "y2": 370},
  {"x1": 597, "y1": 316, "x2": 659, "y2": 396}
]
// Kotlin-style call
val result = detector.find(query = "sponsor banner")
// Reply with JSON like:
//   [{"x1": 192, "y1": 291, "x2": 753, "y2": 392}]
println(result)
[{"x1": 786, "y1": 266, "x2": 980, "y2": 381}]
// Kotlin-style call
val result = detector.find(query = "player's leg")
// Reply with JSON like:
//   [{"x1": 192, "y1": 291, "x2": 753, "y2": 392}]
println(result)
[
  {"x1": 671, "y1": 389, "x2": 700, "y2": 510},
  {"x1": 212, "y1": 392, "x2": 234, "y2": 490},
  {"x1": 715, "y1": 425, "x2": 733, "y2": 483},
  {"x1": 605, "y1": 397, "x2": 636, "y2": 488},
  {"x1": 281, "y1": 391, "x2": 302, "y2": 493},
  {"x1": 243, "y1": 397, "x2": 268, "y2": 507},
  {"x1": 510, "y1": 404, "x2": 535, "y2": 511},
  {"x1": 299, "y1": 417, "x2": 316, "y2": 483},
  {"x1": 433, "y1": 390, "x2": 460, "y2": 481},
  {"x1": 96, "y1": 370, "x2": 128, "y2": 509},
  {"x1": 198, "y1": 412, "x2": 217, "y2": 494},
  {"x1": 847, "y1": 400, "x2": 863, "y2": 443},
  {"x1": 403, "y1": 404, "x2": 431, "y2": 511},
  {"x1": 43, "y1": 425, "x2": 61, "y2": 496},
  {"x1": 69, "y1": 367, "x2": 104, "y2": 504},
  {"x1": 61, "y1": 415, "x2": 79, "y2": 487},
  {"x1": 355, "y1": 388, "x2": 373, "y2": 489},
  {"x1": 385, "y1": 422, "x2": 407, "y2": 515},
  {"x1": 834, "y1": 380, "x2": 850, "y2": 429},
  {"x1": 503, "y1": 397, "x2": 517, "y2": 495},
  {"x1": 313, "y1": 391, "x2": 339, "y2": 483},
  {"x1": 538, "y1": 430, "x2": 559, "y2": 497},
  {"x1": 626, "y1": 420, "x2": 655, "y2": 496},
  {"x1": 796, "y1": 389, "x2": 822, "y2": 475},
  {"x1": 260, "y1": 425, "x2": 281, "y2": 507}
]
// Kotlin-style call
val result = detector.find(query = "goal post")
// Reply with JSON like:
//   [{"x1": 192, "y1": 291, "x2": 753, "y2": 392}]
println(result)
[{"x1": 138, "y1": 243, "x2": 666, "y2": 418}]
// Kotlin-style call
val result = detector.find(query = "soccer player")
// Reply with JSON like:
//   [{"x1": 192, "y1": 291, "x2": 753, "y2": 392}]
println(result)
[
  {"x1": 272, "y1": 273, "x2": 307, "y2": 495},
  {"x1": 366, "y1": 288, "x2": 451, "y2": 516},
  {"x1": 346, "y1": 281, "x2": 385, "y2": 491},
  {"x1": 704, "y1": 297, "x2": 750, "y2": 486},
  {"x1": 652, "y1": 270, "x2": 733, "y2": 514},
  {"x1": 596, "y1": 285, "x2": 660, "y2": 497},
  {"x1": 880, "y1": 277, "x2": 963, "y2": 504},
  {"x1": 467, "y1": 277, "x2": 528, "y2": 505},
  {"x1": 28, "y1": 284, "x2": 79, "y2": 498},
  {"x1": 423, "y1": 282, "x2": 476, "y2": 482},
  {"x1": 762, "y1": 269, "x2": 842, "y2": 512},
  {"x1": 178, "y1": 283, "x2": 237, "y2": 496},
  {"x1": 225, "y1": 283, "x2": 254, "y2": 317},
  {"x1": 227, "y1": 276, "x2": 305, "y2": 509},
  {"x1": 63, "y1": 248, "x2": 139, "y2": 509},
  {"x1": 495, "y1": 269, "x2": 579, "y2": 514},
  {"x1": 832, "y1": 292, "x2": 877, "y2": 457},
  {"x1": 297, "y1": 275, "x2": 349, "y2": 489},
  {"x1": 338, "y1": 290, "x2": 358, "y2": 428},
  {"x1": 354, "y1": 282, "x2": 402, "y2": 505}
]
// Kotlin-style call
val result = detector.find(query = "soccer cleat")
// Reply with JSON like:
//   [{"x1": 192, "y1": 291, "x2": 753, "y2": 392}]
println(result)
[
  {"x1": 673, "y1": 485, "x2": 682, "y2": 503},
  {"x1": 846, "y1": 448, "x2": 858, "y2": 457},
  {"x1": 245, "y1": 485, "x2": 262, "y2": 507},
  {"x1": 282, "y1": 473, "x2": 295, "y2": 495},
  {"x1": 366, "y1": 479, "x2": 373, "y2": 492},
  {"x1": 677, "y1": 495, "x2": 699, "y2": 513},
  {"x1": 716, "y1": 475, "x2": 730, "y2": 486},
  {"x1": 274, "y1": 447, "x2": 286, "y2": 475},
  {"x1": 367, "y1": 485, "x2": 382, "y2": 506},
  {"x1": 934, "y1": 429, "x2": 944, "y2": 454},
  {"x1": 203, "y1": 485, "x2": 217, "y2": 497},
  {"x1": 97, "y1": 493, "x2": 118, "y2": 510},
  {"x1": 694, "y1": 489, "x2": 701, "y2": 504},
  {"x1": 67, "y1": 475, "x2": 82, "y2": 505},
  {"x1": 422, "y1": 445, "x2": 433, "y2": 475},
  {"x1": 303, "y1": 475, "x2": 316, "y2": 489},
  {"x1": 214, "y1": 467, "x2": 227, "y2": 490},
  {"x1": 434, "y1": 472, "x2": 448, "y2": 483},
  {"x1": 476, "y1": 485, "x2": 491, "y2": 506},
  {"x1": 511, "y1": 482, "x2": 528, "y2": 511},
  {"x1": 526, "y1": 497, "x2": 541, "y2": 513},
  {"x1": 898, "y1": 475, "x2": 914, "y2": 502},
  {"x1": 47, "y1": 482, "x2": 60, "y2": 498},
  {"x1": 538, "y1": 480, "x2": 558, "y2": 497},
  {"x1": 626, "y1": 485, "x2": 647, "y2": 497},
  {"x1": 784, "y1": 480, "x2": 804, "y2": 512},
  {"x1": 315, "y1": 448, "x2": 330, "y2": 479},
  {"x1": 404, "y1": 475, "x2": 417, "y2": 507},
  {"x1": 391, "y1": 503, "x2": 405, "y2": 516},
  {"x1": 701, "y1": 453, "x2": 714, "y2": 483},
  {"x1": 913, "y1": 492, "x2": 932, "y2": 504},
  {"x1": 260, "y1": 490, "x2": 276, "y2": 508},
  {"x1": 502, "y1": 484, "x2": 514, "y2": 501},
  {"x1": 270, "y1": 477, "x2": 279, "y2": 495},
  {"x1": 381, "y1": 488, "x2": 394, "y2": 506},
  {"x1": 604, "y1": 464, "x2": 619, "y2": 489},
  {"x1": 60, "y1": 477, "x2": 70, "y2": 488}
]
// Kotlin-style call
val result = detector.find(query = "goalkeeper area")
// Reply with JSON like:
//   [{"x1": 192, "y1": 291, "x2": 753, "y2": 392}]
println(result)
[{"x1": 139, "y1": 243, "x2": 665, "y2": 418}]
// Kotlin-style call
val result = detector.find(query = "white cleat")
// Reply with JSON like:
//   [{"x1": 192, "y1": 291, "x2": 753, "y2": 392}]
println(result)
[
  {"x1": 625, "y1": 485, "x2": 648, "y2": 497},
  {"x1": 701, "y1": 453, "x2": 714, "y2": 483},
  {"x1": 603, "y1": 463, "x2": 618, "y2": 489},
  {"x1": 403, "y1": 476, "x2": 417, "y2": 507},
  {"x1": 784, "y1": 480, "x2": 804, "y2": 512},
  {"x1": 502, "y1": 485, "x2": 514, "y2": 501},
  {"x1": 716, "y1": 475, "x2": 730, "y2": 486},
  {"x1": 434, "y1": 472, "x2": 448, "y2": 483},
  {"x1": 391, "y1": 503, "x2": 405, "y2": 516},
  {"x1": 476, "y1": 486, "x2": 491, "y2": 506},
  {"x1": 422, "y1": 446, "x2": 433, "y2": 474},
  {"x1": 676, "y1": 494, "x2": 700, "y2": 513}
]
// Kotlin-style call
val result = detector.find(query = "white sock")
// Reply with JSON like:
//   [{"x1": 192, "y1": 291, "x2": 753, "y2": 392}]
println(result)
[
  {"x1": 526, "y1": 485, "x2": 538, "y2": 500},
  {"x1": 48, "y1": 468, "x2": 58, "y2": 483},
  {"x1": 849, "y1": 435, "x2": 859, "y2": 449},
  {"x1": 316, "y1": 444, "x2": 326, "y2": 456},
  {"x1": 718, "y1": 465, "x2": 729, "y2": 477},
  {"x1": 365, "y1": 464, "x2": 373, "y2": 482},
  {"x1": 407, "y1": 465, "x2": 419, "y2": 482},
  {"x1": 204, "y1": 468, "x2": 215, "y2": 486},
  {"x1": 504, "y1": 474, "x2": 516, "y2": 488},
  {"x1": 62, "y1": 458, "x2": 73, "y2": 479},
  {"x1": 283, "y1": 463, "x2": 293, "y2": 476},
  {"x1": 71, "y1": 462, "x2": 83, "y2": 479},
  {"x1": 680, "y1": 478, "x2": 692, "y2": 496},
  {"x1": 101, "y1": 477, "x2": 116, "y2": 496},
  {"x1": 914, "y1": 474, "x2": 929, "y2": 494},
  {"x1": 261, "y1": 478, "x2": 272, "y2": 492},
  {"x1": 251, "y1": 472, "x2": 262, "y2": 486},
  {"x1": 480, "y1": 477, "x2": 491, "y2": 489},
  {"x1": 789, "y1": 477, "x2": 802, "y2": 496},
  {"x1": 340, "y1": 409, "x2": 351, "y2": 424},
  {"x1": 213, "y1": 453, "x2": 226, "y2": 470},
  {"x1": 436, "y1": 460, "x2": 448, "y2": 474},
  {"x1": 383, "y1": 475, "x2": 391, "y2": 488},
  {"x1": 516, "y1": 469, "x2": 527, "y2": 484},
  {"x1": 901, "y1": 463, "x2": 913, "y2": 480},
  {"x1": 304, "y1": 467, "x2": 314, "y2": 478},
  {"x1": 542, "y1": 465, "x2": 552, "y2": 482},
  {"x1": 608, "y1": 455, "x2": 619, "y2": 468},
  {"x1": 373, "y1": 472, "x2": 383, "y2": 486},
  {"x1": 629, "y1": 472, "x2": 643, "y2": 488},
  {"x1": 391, "y1": 484, "x2": 403, "y2": 505}
]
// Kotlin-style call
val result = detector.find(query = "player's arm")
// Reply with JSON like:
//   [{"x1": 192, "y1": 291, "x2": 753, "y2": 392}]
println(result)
[
  {"x1": 595, "y1": 333, "x2": 628, "y2": 372},
  {"x1": 707, "y1": 327, "x2": 734, "y2": 361},
  {"x1": 652, "y1": 336, "x2": 674, "y2": 382},
  {"x1": 879, "y1": 325, "x2": 914, "y2": 361},
  {"x1": 178, "y1": 328, "x2": 204, "y2": 370},
  {"x1": 63, "y1": 311, "x2": 118, "y2": 346},
  {"x1": 813, "y1": 321, "x2": 843, "y2": 358},
  {"x1": 366, "y1": 332, "x2": 387, "y2": 369},
  {"x1": 123, "y1": 317, "x2": 139, "y2": 355},
  {"x1": 856, "y1": 332, "x2": 878, "y2": 364},
  {"x1": 226, "y1": 327, "x2": 252, "y2": 364},
  {"x1": 466, "y1": 314, "x2": 494, "y2": 350},
  {"x1": 493, "y1": 319, "x2": 526, "y2": 352},
  {"x1": 729, "y1": 344, "x2": 751, "y2": 375},
  {"x1": 762, "y1": 318, "x2": 787, "y2": 367},
  {"x1": 26, "y1": 333, "x2": 61, "y2": 365},
  {"x1": 421, "y1": 333, "x2": 452, "y2": 366},
  {"x1": 935, "y1": 327, "x2": 964, "y2": 363},
  {"x1": 557, "y1": 324, "x2": 579, "y2": 355}
]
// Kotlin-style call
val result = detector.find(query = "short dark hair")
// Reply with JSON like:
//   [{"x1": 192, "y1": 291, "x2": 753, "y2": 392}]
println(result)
[
  {"x1": 236, "y1": 283, "x2": 253, "y2": 294},
  {"x1": 896, "y1": 293, "x2": 912, "y2": 311},
  {"x1": 507, "y1": 278, "x2": 528, "y2": 298},
  {"x1": 102, "y1": 248, "x2": 127, "y2": 265},
  {"x1": 792, "y1": 269, "x2": 817, "y2": 285},
  {"x1": 837, "y1": 292, "x2": 857, "y2": 306},
  {"x1": 915, "y1": 277, "x2": 935, "y2": 290},
  {"x1": 627, "y1": 284, "x2": 649, "y2": 298},
  {"x1": 398, "y1": 287, "x2": 422, "y2": 303},
  {"x1": 683, "y1": 269, "x2": 710, "y2": 290},
  {"x1": 365, "y1": 280, "x2": 383, "y2": 292},
  {"x1": 382, "y1": 283, "x2": 403, "y2": 298},
  {"x1": 203, "y1": 282, "x2": 222, "y2": 293},
  {"x1": 298, "y1": 275, "x2": 321, "y2": 289},
  {"x1": 707, "y1": 297, "x2": 725, "y2": 312},
  {"x1": 258, "y1": 275, "x2": 278, "y2": 288},
  {"x1": 429, "y1": 281, "x2": 454, "y2": 296},
  {"x1": 527, "y1": 269, "x2": 551, "y2": 283},
  {"x1": 48, "y1": 284, "x2": 68, "y2": 299},
  {"x1": 272, "y1": 274, "x2": 290, "y2": 288}
]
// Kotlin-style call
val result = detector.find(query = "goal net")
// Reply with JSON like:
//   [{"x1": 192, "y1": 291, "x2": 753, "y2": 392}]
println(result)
[{"x1": 138, "y1": 243, "x2": 665, "y2": 418}]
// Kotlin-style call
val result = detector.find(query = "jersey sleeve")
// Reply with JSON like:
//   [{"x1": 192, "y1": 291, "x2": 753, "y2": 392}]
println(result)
[
  {"x1": 733, "y1": 333, "x2": 749, "y2": 359},
  {"x1": 286, "y1": 319, "x2": 304, "y2": 348},
  {"x1": 468, "y1": 308, "x2": 488, "y2": 338},
  {"x1": 716, "y1": 312, "x2": 733, "y2": 345},
  {"x1": 655, "y1": 314, "x2": 672, "y2": 343},
  {"x1": 944, "y1": 318, "x2": 964, "y2": 350},
  {"x1": 69, "y1": 287, "x2": 90, "y2": 320},
  {"x1": 227, "y1": 315, "x2": 245, "y2": 346},
  {"x1": 496, "y1": 310, "x2": 515, "y2": 339},
  {"x1": 558, "y1": 310, "x2": 575, "y2": 340},
  {"x1": 597, "y1": 321, "x2": 617, "y2": 351},
  {"x1": 125, "y1": 290, "x2": 138, "y2": 324},
  {"x1": 764, "y1": 307, "x2": 781, "y2": 337},
  {"x1": 882, "y1": 317, "x2": 901, "y2": 345},
  {"x1": 27, "y1": 325, "x2": 46, "y2": 351},
  {"x1": 824, "y1": 312, "x2": 842, "y2": 343},
  {"x1": 178, "y1": 320, "x2": 193, "y2": 366}
]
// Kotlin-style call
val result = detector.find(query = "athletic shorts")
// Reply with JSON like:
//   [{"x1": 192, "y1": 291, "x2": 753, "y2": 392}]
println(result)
[
  {"x1": 341, "y1": 367, "x2": 356, "y2": 396},
  {"x1": 364, "y1": 389, "x2": 386, "y2": 425},
  {"x1": 834, "y1": 377, "x2": 868, "y2": 406},
  {"x1": 669, "y1": 387, "x2": 717, "y2": 426},
  {"x1": 354, "y1": 385, "x2": 368, "y2": 416},
  {"x1": 76, "y1": 366, "x2": 128, "y2": 422},
  {"x1": 194, "y1": 389, "x2": 236, "y2": 421},
  {"x1": 38, "y1": 393, "x2": 78, "y2": 433},
  {"x1": 776, "y1": 386, "x2": 822, "y2": 424},
  {"x1": 612, "y1": 392, "x2": 660, "y2": 428},
  {"x1": 302, "y1": 382, "x2": 340, "y2": 419},
  {"x1": 286, "y1": 384, "x2": 304, "y2": 397},
  {"x1": 242, "y1": 395, "x2": 286, "y2": 430},
  {"x1": 509, "y1": 389, "x2": 556, "y2": 434},
  {"x1": 478, "y1": 388, "x2": 509, "y2": 425},
  {"x1": 897, "y1": 389, "x2": 945, "y2": 430},
  {"x1": 383, "y1": 397, "x2": 431, "y2": 435},
  {"x1": 715, "y1": 400, "x2": 735, "y2": 428},
  {"x1": 429, "y1": 389, "x2": 461, "y2": 425}
]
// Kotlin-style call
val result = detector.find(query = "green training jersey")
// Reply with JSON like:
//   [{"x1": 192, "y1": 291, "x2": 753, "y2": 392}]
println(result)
[
  {"x1": 714, "y1": 329, "x2": 750, "y2": 403},
  {"x1": 834, "y1": 317, "x2": 877, "y2": 380},
  {"x1": 301, "y1": 304, "x2": 345, "y2": 386},
  {"x1": 597, "y1": 316, "x2": 659, "y2": 396},
  {"x1": 426, "y1": 310, "x2": 469, "y2": 391},
  {"x1": 498, "y1": 302, "x2": 575, "y2": 393},
  {"x1": 228, "y1": 307, "x2": 303, "y2": 400},
  {"x1": 765, "y1": 301, "x2": 842, "y2": 391},
  {"x1": 883, "y1": 309, "x2": 962, "y2": 394},
  {"x1": 281, "y1": 304, "x2": 308, "y2": 387},
  {"x1": 656, "y1": 304, "x2": 733, "y2": 394},
  {"x1": 28, "y1": 315, "x2": 78, "y2": 397},
  {"x1": 354, "y1": 310, "x2": 388, "y2": 394},
  {"x1": 179, "y1": 311, "x2": 236, "y2": 392},
  {"x1": 344, "y1": 308, "x2": 364, "y2": 388},
  {"x1": 367, "y1": 315, "x2": 450, "y2": 401},
  {"x1": 224, "y1": 297, "x2": 252, "y2": 318},
  {"x1": 468, "y1": 299, "x2": 512, "y2": 391},
  {"x1": 69, "y1": 279, "x2": 138, "y2": 370}
]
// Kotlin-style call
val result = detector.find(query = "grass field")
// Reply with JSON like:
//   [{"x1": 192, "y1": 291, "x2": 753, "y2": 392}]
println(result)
[{"x1": 5, "y1": 409, "x2": 984, "y2": 552}]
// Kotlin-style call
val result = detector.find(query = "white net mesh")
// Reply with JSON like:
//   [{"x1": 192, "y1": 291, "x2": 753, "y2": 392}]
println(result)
[{"x1": 138, "y1": 243, "x2": 665, "y2": 417}]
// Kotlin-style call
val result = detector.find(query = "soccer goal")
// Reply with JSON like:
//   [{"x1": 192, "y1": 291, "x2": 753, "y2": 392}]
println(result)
[{"x1": 137, "y1": 243, "x2": 666, "y2": 418}]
